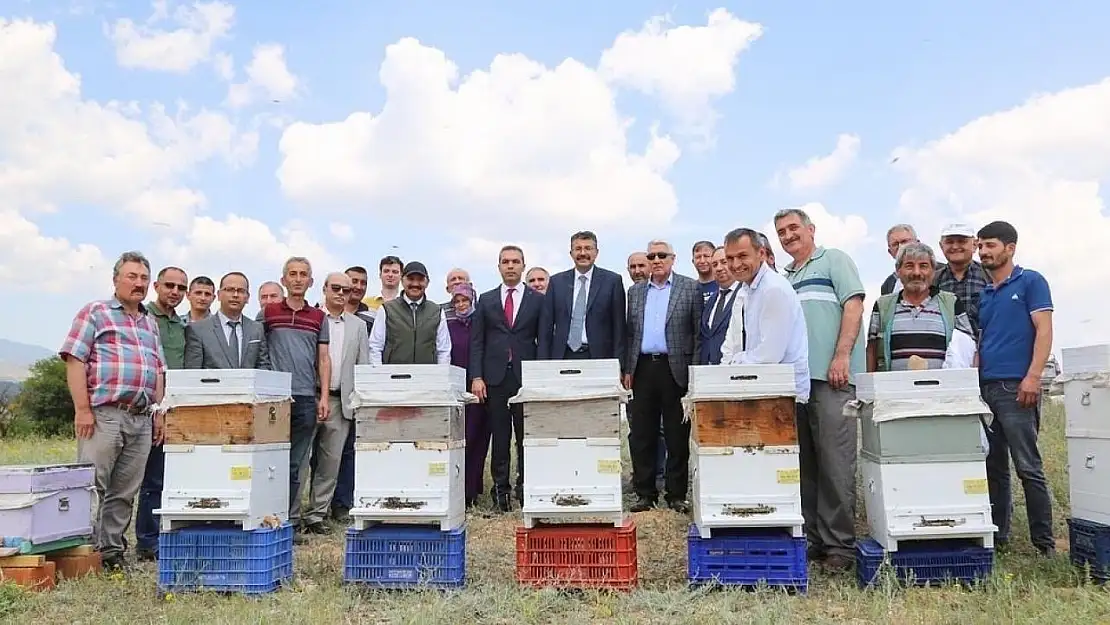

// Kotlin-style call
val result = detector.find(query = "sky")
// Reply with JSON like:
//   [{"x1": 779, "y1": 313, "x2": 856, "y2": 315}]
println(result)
[{"x1": 2, "y1": 0, "x2": 1109, "y2": 359}]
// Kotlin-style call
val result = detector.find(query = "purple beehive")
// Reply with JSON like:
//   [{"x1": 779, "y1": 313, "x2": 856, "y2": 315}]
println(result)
[{"x1": 0, "y1": 463, "x2": 94, "y2": 546}]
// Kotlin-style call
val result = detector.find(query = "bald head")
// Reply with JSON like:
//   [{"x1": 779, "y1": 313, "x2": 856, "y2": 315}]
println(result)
[{"x1": 627, "y1": 252, "x2": 649, "y2": 284}]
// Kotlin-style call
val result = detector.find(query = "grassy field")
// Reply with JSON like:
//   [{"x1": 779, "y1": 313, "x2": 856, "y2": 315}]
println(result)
[{"x1": 1, "y1": 401, "x2": 1108, "y2": 624}]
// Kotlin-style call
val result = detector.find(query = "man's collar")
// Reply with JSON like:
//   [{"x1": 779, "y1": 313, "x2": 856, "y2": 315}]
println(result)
[
  {"x1": 897, "y1": 284, "x2": 941, "y2": 305},
  {"x1": 986, "y1": 264, "x2": 1023, "y2": 290},
  {"x1": 146, "y1": 300, "x2": 182, "y2": 322},
  {"x1": 111, "y1": 298, "x2": 148, "y2": 314},
  {"x1": 648, "y1": 273, "x2": 673, "y2": 288},
  {"x1": 748, "y1": 263, "x2": 772, "y2": 289},
  {"x1": 575, "y1": 266, "x2": 595, "y2": 279},
  {"x1": 718, "y1": 280, "x2": 739, "y2": 293},
  {"x1": 784, "y1": 246, "x2": 825, "y2": 273},
  {"x1": 324, "y1": 306, "x2": 345, "y2": 319},
  {"x1": 217, "y1": 310, "x2": 244, "y2": 324},
  {"x1": 402, "y1": 294, "x2": 425, "y2": 306}
]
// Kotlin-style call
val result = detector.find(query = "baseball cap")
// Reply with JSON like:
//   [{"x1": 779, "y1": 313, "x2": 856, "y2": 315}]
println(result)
[
  {"x1": 940, "y1": 222, "x2": 976, "y2": 238},
  {"x1": 403, "y1": 261, "x2": 429, "y2": 278}
]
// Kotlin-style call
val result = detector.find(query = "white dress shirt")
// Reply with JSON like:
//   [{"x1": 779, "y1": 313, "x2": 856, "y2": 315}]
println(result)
[
  {"x1": 501, "y1": 282, "x2": 524, "y2": 324},
  {"x1": 707, "y1": 281, "x2": 739, "y2": 327},
  {"x1": 367, "y1": 295, "x2": 452, "y2": 365},
  {"x1": 720, "y1": 263, "x2": 811, "y2": 402},
  {"x1": 571, "y1": 266, "x2": 594, "y2": 345},
  {"x1": 216, "y1": 310, "x2": 244, "y2": 363},
  {"x1": 325, "y1": 309, "x2": 345, "y2": 390}
]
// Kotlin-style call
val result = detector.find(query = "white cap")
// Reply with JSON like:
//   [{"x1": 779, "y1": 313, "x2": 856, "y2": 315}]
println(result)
[{"x1": 940, "y1": 222, "x2": 976, "y2": 238}]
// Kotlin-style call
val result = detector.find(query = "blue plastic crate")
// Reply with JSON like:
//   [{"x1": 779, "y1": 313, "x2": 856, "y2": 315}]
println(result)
[
  {"x1": 856, "y1": 537, "x2": 993, "y2": 588},
  {"x1": 1068, "y1": 518, "x2": 1110, "y2": 582},
  {"x1": 687, "y1": 525, "x2": 808, "y2": 592},
  {"x1": 158, "y1": 523, "x2": 293, "y2": 594},
  {"x1": 344, "y1": 525, "x2": 465, "y2": 588}
]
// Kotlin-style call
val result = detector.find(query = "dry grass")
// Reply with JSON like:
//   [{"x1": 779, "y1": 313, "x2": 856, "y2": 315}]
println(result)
[{"x1": 1, "y1": 401, "x2": 1108, "y2": 624}]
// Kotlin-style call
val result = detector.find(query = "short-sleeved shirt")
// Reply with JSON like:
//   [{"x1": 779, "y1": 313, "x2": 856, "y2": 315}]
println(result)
[
  {"x1": 59, "y1": 299, "x2": 166, "y2": 408},
  {"x1": 933, "y1": 261, "x2": 989, "y2": 336},
  {"x1": 978, "y1": 266, "x2": 1052, "y2": 381},
  {"x1": 783, "y1": 246, "x2": 867, "y2": 383},
  {"x1": 867, "y1": 288, "x2": 973, "y2": 371},
  {"x1": 261, "y1": 298, "x2": 329, "y2": 396},
  {"x1": 147, "y1": 300, "x2": 186, "y2": 370},
  {"x1": 698, "y1": 280, "x2": 718, "y2": 305}
]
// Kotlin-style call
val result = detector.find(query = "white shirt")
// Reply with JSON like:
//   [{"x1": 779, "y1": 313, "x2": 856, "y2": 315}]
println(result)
[
  {"x1": 720, "y1": 263, "x2": 811, "y2": 402},
  {"x1": 707, "y1": 281, "x2": 739, "y2": 327},
  {"x1": 571, "y1": 266, "x2": 594, "y2": 345},
  {"x1": 217, "y1": 311, "x2": 244, "y2": 363},
  {"x1": 367, "y1": 295, "x2": 452, "y2": 366},
  {"x1": 325, "y1": 310, "x2": 345, "y2": 390},
  {"x1": 501, "y1": 282, "x2": 524, "y2": 324}
]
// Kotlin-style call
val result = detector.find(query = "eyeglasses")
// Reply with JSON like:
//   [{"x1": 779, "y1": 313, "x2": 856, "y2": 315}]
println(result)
[
  {"x1": 646, "y1": 252, "x2": 672, "y2": 260},
  {"x1": 329, "y1": 285, "x2": 352, "y2": 294},
  {"x1": 221, "y1": 287, "x2": 248, "y2": 295},
  {"x1": 162, "y1": 283, "x2": 187, "y2": 292}
]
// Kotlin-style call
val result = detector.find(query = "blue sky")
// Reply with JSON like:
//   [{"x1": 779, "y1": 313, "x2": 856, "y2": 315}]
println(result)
[{"x1": 3, "y1": 0, "x2": 1109, "y2": 353}]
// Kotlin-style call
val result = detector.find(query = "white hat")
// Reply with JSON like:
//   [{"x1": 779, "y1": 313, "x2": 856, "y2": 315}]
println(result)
[{"x1": 940, "y1": 222, "x2": 976, "y2": 238}]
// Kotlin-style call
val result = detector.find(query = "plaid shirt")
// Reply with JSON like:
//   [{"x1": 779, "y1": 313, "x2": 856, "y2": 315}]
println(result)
[
  {"x1": 933, "y1": 260, "x2": 990, "y2": 337},
  {"x1": 59, "y1": 299, "x2": 166, "y2": 408}
]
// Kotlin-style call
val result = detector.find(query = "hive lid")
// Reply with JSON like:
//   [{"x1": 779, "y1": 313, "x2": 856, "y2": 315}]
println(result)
[
  {"x1": 844, "y1": 396, "x2": 992, "y2": 425},
  {"x1": 349, "y1": 387, "x2": 476, "y2": 408}
]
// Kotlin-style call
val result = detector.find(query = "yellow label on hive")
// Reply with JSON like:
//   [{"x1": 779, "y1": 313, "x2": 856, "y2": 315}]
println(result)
[
  {"x1": 597, "y1": 459, "x2": 621, "y2": 474},
  {"x1": 428, "y1": 462, "x2": 447, "y2": 476},
  {"x1": 776, "y1": 468, "x2": 800, "y2": 484},
  {"x1": 229, "y1": 465, "x2": 252, "y2": 480},
  {"x1": 963, "y1": 478, "x2": 988, "y2": 495}
]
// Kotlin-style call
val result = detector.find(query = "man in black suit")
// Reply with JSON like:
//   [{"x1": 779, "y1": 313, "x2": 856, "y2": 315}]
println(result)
[
  {"x1": 470, "y1": 245, "x2": 544, "y2": 512},
  {"x1": 538, "y1": 231, "x2": 626, "y2": 361}
]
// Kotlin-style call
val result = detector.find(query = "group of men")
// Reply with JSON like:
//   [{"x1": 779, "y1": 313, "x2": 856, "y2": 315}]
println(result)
[{"x1": 60, "y1": 208, "x2": 1055, "y2": 573}]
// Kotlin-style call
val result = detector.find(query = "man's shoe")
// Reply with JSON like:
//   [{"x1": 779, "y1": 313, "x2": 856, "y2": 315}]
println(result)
[
  {"x1": 821, "y1": 553, "x2": 854, "y2": 573},
  {"x1": 630, "y1": 497, "x2": 656, "y2": 513},
  {"x1": 330, "y1": 506, "x2": 352, "y2": 524},
  {"x1": 1037, "y1": 545, "x2": 1056, "y2": 558},
  {"x1": 806, "y1": 544, "x2": 827, "y2": 562},
  {"x1": 302, "y1": 521, "x2": 332, "y2": 535},
  {"x1": 495, "y1": 493, "x2": 512, "y2": 513},
  {"x1": 135, "y1": 547, "x2": 157, "y2": 562},
  {"x1": 665, "y1": 499, "x2": 690, "y2": 515},
  {"x1": 101, "y1": 553, "x2": 128, "y2": 572}
]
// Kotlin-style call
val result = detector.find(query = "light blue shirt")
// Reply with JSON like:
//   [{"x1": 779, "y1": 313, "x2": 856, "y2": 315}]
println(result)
[
  {"x1": 735, "y1": 263, "x2": 811, "y2": 402},
  {"x1": 640, "y1": 275, "x2": 672, "y2": 355}
]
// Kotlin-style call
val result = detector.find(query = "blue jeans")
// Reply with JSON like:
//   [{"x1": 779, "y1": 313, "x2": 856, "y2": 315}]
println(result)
[
  {"x1": 332, "y1": 422, "x2": 356, "y2": 511},
  {"x1": 982, "y1": 380, "x2": 1054, "y2": 552},
  {"x1": 289, "y1": 395, "x2": 318, "y2": 522},
  {"x1": 135, "y1": 442, "x2": 164, "y2": 551}
]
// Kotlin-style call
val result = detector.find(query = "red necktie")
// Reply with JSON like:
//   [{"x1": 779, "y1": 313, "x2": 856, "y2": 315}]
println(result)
[{"x1": 505, "y1": 287, "x2": 515, "y2": 361}]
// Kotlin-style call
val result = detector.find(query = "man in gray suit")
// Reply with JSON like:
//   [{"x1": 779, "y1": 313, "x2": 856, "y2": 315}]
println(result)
[
  {"x1": 301, "y1": 272, "x2": 370, "y2": 534},
  {"x1": 184, "y1": 272, "x2": 271, "y2": 370},
  {"x1": 623, "y1": 239, "x2": 703, "y2": 514}
]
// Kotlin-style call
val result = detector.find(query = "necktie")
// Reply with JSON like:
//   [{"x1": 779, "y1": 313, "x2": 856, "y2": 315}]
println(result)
[
  {"x1": 713, "y1": 288, "x2": 731, "y2": 326},
  {"x1": 505, "y1": 287, "x2": 516, "y2": 362},
  {"x1": 568, "y1": 275, "x2": 588, "y2": 351},
  {"x1": 227, "y1": 320, "x2": 241, "y2": 368}
]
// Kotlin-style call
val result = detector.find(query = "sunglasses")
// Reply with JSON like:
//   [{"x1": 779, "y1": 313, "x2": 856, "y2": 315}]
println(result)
[
  {"x1": 646, "y1": 252, "x2": 672, "y2": 260},
  {"x1": 329, "y1": 285, "x2": 352, "y2": 294},
  {"x1": 162, "y1": 283, "x2": 187, "y2": 292}
]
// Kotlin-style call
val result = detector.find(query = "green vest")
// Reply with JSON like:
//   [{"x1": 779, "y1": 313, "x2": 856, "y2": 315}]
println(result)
[
  {"x1": 147, "y1": 301, "x2": 186, "y2": 369},
  {"x1": 383, "y1": 297, "x2": 442, "y2": 365},
  {"x1": 875, "y1": 290, "x2": 956, "y2": 372}
]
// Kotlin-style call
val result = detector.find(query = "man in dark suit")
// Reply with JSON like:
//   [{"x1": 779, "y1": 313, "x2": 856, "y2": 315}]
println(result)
[
  {"x1": 184, "y1": 272, "x2": 271, "y2": 369},
  {"x1": 470, "y1": 245, "x2": 544, "y2": 512},
  {"x1": 623, "y1": 240, "x2": 703, "y2": 513},
  {"x1": 538, "y1": 231, "x2": 626, "y2": 360},
  {"x1": 699, "y1": 246, "x2": 740, "y2": 365}
]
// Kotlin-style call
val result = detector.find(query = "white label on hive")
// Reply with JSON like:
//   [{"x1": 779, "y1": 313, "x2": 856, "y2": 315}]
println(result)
[
  {"x1": 229, "y1": 465, "x2": 252, "y2": 480},
  {"x1": 776, "y1": 468, "x2": 800, "y2": 484},
  {"x1": 963, "y1": 478, "x2": 988, "y2": 495},
  {"x1": 428, "y1": 462, "x2": 447, "y2": 476},
  {"x1": 597, "y1": 459, "x2": 621, "y2": 474}
]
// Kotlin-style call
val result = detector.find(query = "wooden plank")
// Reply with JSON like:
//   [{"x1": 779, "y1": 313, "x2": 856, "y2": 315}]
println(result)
[
  {"x1": 0, "y1": 555, "x2": 45, "y2": 568},
  {"x1": 23, "y1": 536, "x2": 89, "y2": 555},
  {"x1": 355, "y1": 405, "x2": 464, "y2": 443},
  {"x1": 691, "y1": 397, "x2": 797, "y2": 447},
  {"x1": 49, "y1": 544, "x2": 93, "y2": 557},
  {"x1": 0, "y1": 561, "x2": 55, "y2": 591},
  {"x1": 523, "y1": 398, "x2": 621, "y2": 439},
  {"x1": 165, "y1": 401, "x2": 291, "y2": 445}
]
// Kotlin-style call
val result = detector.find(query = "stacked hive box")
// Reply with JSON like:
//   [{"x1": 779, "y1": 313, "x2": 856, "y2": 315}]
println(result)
[
  {"x1": 852, "y1": 368, "x2": 996, "y2": 587},
  {"x1": 156, "y1": 369, "x2": 294, "y2": 594},
  {"x1": 684, "y1": 364, "x2": 807, "y2": 591},
  {"x1": 1060, "y1": 345, "x2": 1110, "y2": 582},
  {"x1": 343, "y1": 364, "x2": 469, "y2": 588},
  {"x1": 511, "y1": 359, "x2": 637, "y2": 589}
]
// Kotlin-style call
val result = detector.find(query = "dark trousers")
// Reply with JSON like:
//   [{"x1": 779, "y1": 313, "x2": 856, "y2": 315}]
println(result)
[
  {"x1": 135, "y1": 442, "x2": 164, "y2": 551},
  {"x1": 562, "y1": 346, "x2": 592, "y2": 360},
  {"x1": 331, "y1": 424, "x2": 355, "y2": 511},
  {"x1": 629, "y1": 355, "x2": 689, "y2": 501},
  {"x1": 982, "y1": 380, "x2": 1054, "y2": 552},
  {"x1": 289, "y1": 395, "x2": 317, "y2": 521},
  {"x1": 464, "y1": 403, "x2": 492, "y2": 504},
  {"x1": 488, "y1": 367, "x2": 525, "y2": 496},
  {"x1": 625, "y1": 398, "x2": 667, "y2": 481}
]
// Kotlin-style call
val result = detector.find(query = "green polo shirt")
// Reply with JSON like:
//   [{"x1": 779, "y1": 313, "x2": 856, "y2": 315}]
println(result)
[
  {"x1": 147, "y1": 300, "x2": 186, "y2": 370},
  {"x1": 783, "y1": 246, "x2": 867, "y2": 384}
]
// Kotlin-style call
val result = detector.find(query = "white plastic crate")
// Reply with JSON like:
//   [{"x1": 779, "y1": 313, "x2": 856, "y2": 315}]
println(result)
[
  {"x1": 855, "y1": 368, "x2": 981, "y2": 403},
  {"x1": 860, "y1": 458, "x2": 996, "y2": 551},
  {"x1": 1068, "y1": 437, "x2": 1110, "y2": 526},
  {"x1": 349, "y1": 443, "x2": 465, "y2": 531},
  {"x1": 520, "y1": 359, "x2": 621, "y2": 394},
  {"x1": 165, "y1": 369, "x2": 291, "y2": 406},
  {"x1": 1063, "y1": 344, "x2": 1110, "y2": 376},
  {"x1": 690, "y1": 442, "x2": 804, "y2": 538},
  {"x1": 521, "y1": 438, "x2": 624, "y2": 528},
  {"x1": 157, "y1": 443, "x2": 290, "y2": 530},
  {"x1": 352, "y1": 364, "x2": 466, "y2": 396},
  {"x1": 1061, "y1": 374, "x2": 1110, "y2": 439},
  {"x1": 687, "y1": 364, "x2": 794, "y2": 399}
]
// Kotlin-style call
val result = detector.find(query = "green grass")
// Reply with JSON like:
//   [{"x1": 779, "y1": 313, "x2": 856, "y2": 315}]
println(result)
[{"x1": 1, "y1": 401, "x2": 1108, "y2": 624}]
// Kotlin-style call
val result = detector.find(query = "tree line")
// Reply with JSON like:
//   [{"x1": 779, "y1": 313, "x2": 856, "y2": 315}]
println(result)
[{"x1": 1, "y1": 358, "x2": 73, "y2": 438}]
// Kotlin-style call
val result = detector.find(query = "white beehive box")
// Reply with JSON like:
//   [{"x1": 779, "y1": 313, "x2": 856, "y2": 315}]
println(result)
[
  {"x1": 349, "y1": 442, "x2": 464, "y2": 531},
  {"x1": 690, "y1": 442, "x2": 803, "y2": 538},
  {"x1": 1060, "y1": 372, "x2": 1110, "y2": 439},
  {"x1": 165, "y1": 369, "x2": 291, "y2": 406},
  {"x1": 0, "y1": 464, "x2": 94, "y2": 547},
  {"x1": 353, "y1": 364, "x2": 466, "y2": 397},
  {"x1": 1063, "y1": 344, "x2": 1110, "y2": 376},
  {"x1": 1068, "y1": 438, "x2": 1110, "y2": 526},
  {"x1": 520, "y1": 359, "x2": 621, "y2": 393},
  {"x1": 855, "y1": 368, "x2": 981, "y2": 402},
  {"x1": 521, "y1": 438, "x2": 624, "y2": 528},
  {"x1": 157, "y1": 443, "x2": 290, "y2": 530},
  {"x1": 687, "y1": 364, "x2": 794, "y2": 399},
  {"x1": 860, "y1": 458, "x2": 996, "y2": 551}
]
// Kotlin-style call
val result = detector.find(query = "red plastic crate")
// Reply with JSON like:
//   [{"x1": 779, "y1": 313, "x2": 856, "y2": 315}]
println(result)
[{"x1": 515, "y1": 521, "x2": 638, "y2": 590}]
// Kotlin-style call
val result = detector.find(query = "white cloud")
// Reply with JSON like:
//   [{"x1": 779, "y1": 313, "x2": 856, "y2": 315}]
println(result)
[
  {"x1": 896, "y1": 77, "x2": 1110, "y2": 350},
  {"x1": 0, "y1": 209, "x2": 107, "y2": 291},
  {"x1": 783, "y1": 133, "x2": 861, "y2": 191},
  {"x1": 762, "y1": 202, "x2": 872, "y2": 261},
  {"x1": 598, "y1": 8, "x2": 762, "y2": 137},
  {"x1": 109, "y1": 0, "x2": 234, "y2": 73},
  {"x1": 329, "y1": 221, "x2": 354, "y2": 242},
  {"x1": 227, "y1": 43, "x2": 300, "y2": 108}
]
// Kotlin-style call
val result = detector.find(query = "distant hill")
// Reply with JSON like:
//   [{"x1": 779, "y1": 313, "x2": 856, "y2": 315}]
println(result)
[
  {"x1": 0, "y1": 339, "x2": 53, "y2": 381},
  {"x1": 0, "y1": 379, "x2": 20, "y2": 398}
]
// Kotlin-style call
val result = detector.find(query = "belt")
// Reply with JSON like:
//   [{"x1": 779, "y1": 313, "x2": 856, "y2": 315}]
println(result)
[
  {"x1": 639, "y1": 353, "x2": 669, "y2": 362},
  {"x1": 102, "y1": 401, "x2": 149, "y2": 416},
  {"x1": 568, "y1": 344, "x2": 589, "y2": 353}
]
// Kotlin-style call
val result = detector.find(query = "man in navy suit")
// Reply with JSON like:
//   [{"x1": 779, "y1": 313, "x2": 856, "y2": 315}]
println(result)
[
  {"x1": 538, "y1": 231, "x2": 626, "y2": 361},
  {"x1": 470, "y1": 245, "x2": 545, "y2": 512},
  {"x1": 699, "y1": 246, "x2": 741, "y2": 365}
]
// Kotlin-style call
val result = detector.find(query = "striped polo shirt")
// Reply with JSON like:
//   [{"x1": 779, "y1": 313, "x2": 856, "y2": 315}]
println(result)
[
  {"x1": 261, "y1": 298, "x2": 329, "y2": 396},
  {"x1": 867, "y1": 288, "x2": 974, "y2": 371},
  {"x1": 783, "y1": 246, "x2": 867, "y2": 384}
]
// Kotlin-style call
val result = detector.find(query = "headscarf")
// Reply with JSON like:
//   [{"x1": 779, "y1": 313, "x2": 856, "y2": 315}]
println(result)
[{"x1": 450, "y1": 283, "x2": 477, "y2": 320}]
